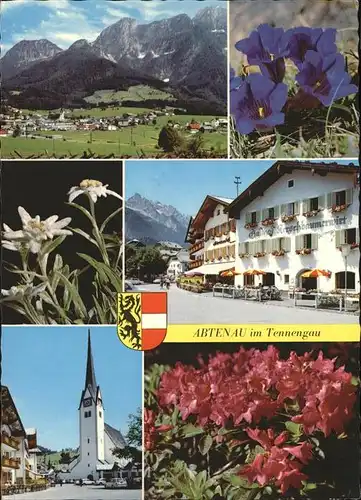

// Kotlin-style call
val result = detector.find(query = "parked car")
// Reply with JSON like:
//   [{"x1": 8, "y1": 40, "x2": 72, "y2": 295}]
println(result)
[
  {"x1": 153, "y1": 278, "x2": 161, "y2": 284},
  {"x1": 81, "y1": 478, "x2": 95, "y2": 485},
  {"x1": 104, "y1": 478, "x2": 127, "y2": 489},
  {"x1": 96, "y1": 478, "x2": 106, "y2": 486},
  {"x1": 125, "y1": 280, "x2": 134, "y2": 291},
  {"x1": 130, "y1": 278, "x2": 144, "y2": 285}
]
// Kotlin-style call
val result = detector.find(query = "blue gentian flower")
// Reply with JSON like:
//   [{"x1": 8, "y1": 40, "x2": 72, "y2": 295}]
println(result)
[
  {"x1": 287, "y1": 27, "x2": 337, "y2": 69},
  {"x1": 235, "y1": 24, "x2": 291, "y2": 82},
  {"x1": 296, "y1": 51, "x2": 358, "y2": 106},
  {"x1": 231, "y1": 73, "x2": 288, "y2": 134},
  {"x1": 230, "y1": 67, "x2": 244, "y2": 91}
]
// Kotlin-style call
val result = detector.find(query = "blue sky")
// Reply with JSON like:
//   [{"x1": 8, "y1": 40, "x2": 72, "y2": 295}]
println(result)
[
  {"x1": 125, "y1": 159, "x2": 359, "y2": 216},
  {"x1": 1, "y1": 326, "x2": 142, "y2": 451},
  {"x1": 2, "y1": 0, "x2": 224, "y2": 54}
]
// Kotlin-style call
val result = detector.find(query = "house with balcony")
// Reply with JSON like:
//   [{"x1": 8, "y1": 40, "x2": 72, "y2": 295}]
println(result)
[
  {"x1": 227, "y1": 161, "x2": 359, "y2": 293},
  {"x1": 167, "y1": 250, "x2": 190, "y2": 278},
  {"x1": 185, "y1": 195, "x2": 236, "y2": 278}
]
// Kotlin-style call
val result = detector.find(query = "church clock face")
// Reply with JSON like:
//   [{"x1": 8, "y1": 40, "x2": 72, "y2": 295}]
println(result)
[{"x1": 83, "y1": 398, "x2": 92, "y2": 407}]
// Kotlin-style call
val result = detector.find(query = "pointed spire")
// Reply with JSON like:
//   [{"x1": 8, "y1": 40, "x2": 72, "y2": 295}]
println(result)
[{"x1": 85, "y1": 330, "x2": 97, "y2": 392}]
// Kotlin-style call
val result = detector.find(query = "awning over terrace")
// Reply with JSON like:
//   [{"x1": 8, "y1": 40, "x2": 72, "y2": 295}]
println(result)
[{"x1": 194, "y1": 262, "x2": 237, "y2": 275}]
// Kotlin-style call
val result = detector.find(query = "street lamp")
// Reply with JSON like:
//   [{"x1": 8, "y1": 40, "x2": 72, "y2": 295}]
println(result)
[
  {"x1": 340, "y1": 243, "x2": 351, "y2": 311},
  {"x1": 137, "y1": 265, "x2": 141, "y2": 281}
]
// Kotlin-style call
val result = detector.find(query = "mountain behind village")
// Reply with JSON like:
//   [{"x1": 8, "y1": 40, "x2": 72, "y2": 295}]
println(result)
[
  {"x1": 1, "y1": 7, "x2": 227, "y2": 114},
  {"x1": 125, "y1": 193, "x2": 190, "y2": 245}
]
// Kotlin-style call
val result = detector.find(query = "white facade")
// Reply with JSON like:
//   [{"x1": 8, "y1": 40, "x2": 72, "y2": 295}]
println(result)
[
  {"x1": 233, "y1": 169, "x2": 359, "y2": 292},
  {"x1": 58, "y1": 333, "x2": 126, "y2": 482},
  {"x1": 203, "y1": 202, "x2": 236, "y2": 274}
]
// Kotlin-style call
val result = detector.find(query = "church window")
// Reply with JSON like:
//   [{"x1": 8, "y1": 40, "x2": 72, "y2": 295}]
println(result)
[
  {"x1": 84, "y1": 411, "x2": 92, "y2": 418},
  {"x1": 88, "y1": 464, "x2": 90, "y2": 467},
  {"x1": 99, "y1": 411, "x2": 102, "y2": 418},
  {"x1": 87, "y1": 439, "x2": 90, "y2": 444},
  {"x1": 88, "y1": 452, "x2": 90, "y2": 456}
]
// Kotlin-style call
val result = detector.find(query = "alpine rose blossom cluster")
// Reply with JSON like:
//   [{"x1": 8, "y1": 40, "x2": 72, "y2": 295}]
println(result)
[
  {"x1": 231, "y1": 24, "x2": 358, "y2": 134},
  {"x1": 241, "y1": 428, "x2": 313, "y2": 494},
  {"x1": 157, "y1": 346, "x2": 356, "y2": 436},
  {"x1": 144, "y1": 409, "x2": 172, "y2": 451}
]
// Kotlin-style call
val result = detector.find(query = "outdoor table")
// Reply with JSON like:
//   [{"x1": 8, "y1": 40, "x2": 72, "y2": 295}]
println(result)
[
  {"x1": 212, "y1": 285, "x2": 237, "y2": 299},
  {"x1": 295, "y1": 292, "x2": 343, "y2": 311},
  {"x1": 243, "y1": 287, "x2": 261, "y2": 301}
]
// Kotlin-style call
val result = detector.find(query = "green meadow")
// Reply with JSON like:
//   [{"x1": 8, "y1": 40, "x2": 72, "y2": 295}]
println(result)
[{"x1": 2, "y1": 118, "x2": 227, "y2": 158}]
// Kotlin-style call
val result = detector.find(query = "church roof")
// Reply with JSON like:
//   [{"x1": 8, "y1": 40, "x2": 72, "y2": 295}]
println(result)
[
  {"x1": 85, "y1": 330, "x2": 97, "y2": 394},
  {"x1": 105, "y1": 423, "x2": 126, "y2": 449}
]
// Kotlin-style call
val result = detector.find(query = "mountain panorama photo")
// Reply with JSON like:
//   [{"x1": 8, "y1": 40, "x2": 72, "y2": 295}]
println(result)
[{"x1": 1, "y1": 4, "x2": 227, "y2": 159}]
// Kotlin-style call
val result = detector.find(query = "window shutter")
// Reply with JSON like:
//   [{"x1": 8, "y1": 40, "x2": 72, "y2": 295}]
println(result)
[
  {"x1": 327, "y1": 192, "x2": 335, "y2": 208},
  {"x1": 335, "y1": 230, "x2": 342, "y2": 247},
  {"x1": 294, "y1": 201, "x2": 300, "y2": 215},
  {"x1": 283, "y1": 237, "x2": 291, "y2": 251},
  {"x1": 261, "y1": 209, "x2": 268, "y2": 221},
  {"x1": 239, "y1": 242, "x2": 246, "y2": 254},
  {"x1": 356, "y1": 228, "x2": 359, "y2": 244},
  {"x1": 280, "y1": 204, "x2": 287, "y2": 216},
  {"x1": 265, "y1": 239, "x2": 271, "y2": 253},
  {"x1": 346, "y1": 188, "x2": 353, "y2": 205},
  {"x1": 248, "y1": 241, "x2": 254, "y2": 254},
  {"x1": 245, "y1": 212, "x2": 251, "y2": 224},
  {"x1": 295, "y1": 235, "x2": 302, "y2": 250},
  {"x1": 230, "y1": 245, "x2": 235, "y2": 258},
  {"x1": 273, "y1": 205, "x2": 279, "y2": 218},
  {"x1": 311, "y1": 233, "x2": 318, "y2": 250},
  {"x1": 318, "y1": 195, "x2": 325, "y2": 210},
  {"x1": 302, "y1": 199, "x2": 310, "y2": 213},
  {"x1": 256, "y1": 210, "x2": 261, "y2": 223}
]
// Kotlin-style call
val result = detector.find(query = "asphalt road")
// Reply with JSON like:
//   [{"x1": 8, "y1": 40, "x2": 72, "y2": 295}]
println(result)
[
  {"x1": 137, "y1": 284, "x2": 358, "y2": 324},
  {"x1": 2, "y1": 485, "x2": 141, "y2": 500}
]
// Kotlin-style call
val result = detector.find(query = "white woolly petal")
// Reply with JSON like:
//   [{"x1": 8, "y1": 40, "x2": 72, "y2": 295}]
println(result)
[
  {"x1": 44, "y1": 215, "x2": 59, "y2": 224},
  {"x1": 105, "y1": 189, "x2": 123, "y2": 201},
  {"x1": 53, "y1": 217, "x2": 72, "y2": 229},
  {"x1": 3, "y1": 229, "x2": 27, "y2": 240},
  {"x1": 68, "y1": 190, "x2": 83, "y2": 203},
  {"x1": 18, "y1": 207, "x2": 32, "y2": 224}
]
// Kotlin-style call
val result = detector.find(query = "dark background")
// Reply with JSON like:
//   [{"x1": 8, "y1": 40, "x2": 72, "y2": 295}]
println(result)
[{"x1": 1, "y1": 160, "x2": 123, "y2": 324}]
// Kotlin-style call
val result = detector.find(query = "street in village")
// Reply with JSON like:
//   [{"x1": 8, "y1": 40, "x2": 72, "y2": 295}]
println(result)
[
  {"x1": 2, "y1": 485, "x2": 141, "y2": 500},
  {"x1": 136, "y1": 284, "x2": 358, "y2": 324}
]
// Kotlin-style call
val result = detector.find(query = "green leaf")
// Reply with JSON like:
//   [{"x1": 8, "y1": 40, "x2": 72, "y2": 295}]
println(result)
[
  {"x1": 181, "y1": 424, "x2": 205, "y2": 438},
  {"x1": 302, "y1": 482, "x2": 317, "y2": 491},
  {"x1": 56, "y1": 271, "x2": 87, "y2": 318},
  {"x1": 100, "y1": 206, "x2": 122, "y2": 233},
  {"x1": 71, "y1": 227, "x2": 98, "y2": 246},
  {"x1": 285, "y1": 421, "x2": 302, "y2": 436},
  {"x1": 39, "y1": 235, "x2": 66, "y2": 257},
  {"x1": 92, "y1": 295, "x2": 108, "y2": 324},
  {"x1": 77, "y1": 253, "x2": 109, "y2": 283},
  {"x1": 198, "y1": 434, "x2": 213, "y2": 456},
  {"x1": 67, "y1": 201, "x2": 94, "y2": 225},
  {"x1": 351, "y1": 376, "x2": 360, "y2": 386}
]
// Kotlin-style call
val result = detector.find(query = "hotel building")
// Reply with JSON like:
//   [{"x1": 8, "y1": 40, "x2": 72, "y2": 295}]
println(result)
[
  {"x1": 227, "y1": 161, "x2": 359, "y2": 293},
  {"x1": 1, "y1": 386, "x2": 41, "y2": 487},
  {"x1": 185, "y1": 195, "x2": 237, "y2": 276}
]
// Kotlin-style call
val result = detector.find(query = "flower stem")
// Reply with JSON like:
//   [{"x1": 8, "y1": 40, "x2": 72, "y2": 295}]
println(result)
[{"x1": 88, "y1": 197, "x2": 110, "y2": 266}]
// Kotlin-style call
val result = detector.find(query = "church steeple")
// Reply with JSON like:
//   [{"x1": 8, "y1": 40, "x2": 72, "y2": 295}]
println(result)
[{"x1": 85, "y1": 330, "x2": 97, "y2": 393}]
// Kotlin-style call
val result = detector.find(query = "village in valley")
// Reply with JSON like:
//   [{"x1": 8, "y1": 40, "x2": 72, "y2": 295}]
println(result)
[{"x1": 0, "y1": 104, "x2": 227, "y2": 158}]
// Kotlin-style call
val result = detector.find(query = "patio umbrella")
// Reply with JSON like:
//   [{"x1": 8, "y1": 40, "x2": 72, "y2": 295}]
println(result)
[
  {"x1": 220, "y1": 268, "x2": 241, "y2": 277},
  {"x1": 184, "y1": 271, "x2": 204, "y2": 277},
  {"x1": 243, "y1": 270, "x2": 267, "y2": 275},
  {"x1": 301, "y1": 269, "x2": 330, "y2": 294},
  {"x1": 301, "y1": 269, "x2": 330, "y2": 278}
]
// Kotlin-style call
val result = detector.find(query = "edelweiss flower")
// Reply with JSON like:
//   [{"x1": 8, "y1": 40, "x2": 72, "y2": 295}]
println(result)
[
  {"x1": 68, "y1": 179, "x2": 123, "y2": 203},
  {"x1": 2, "y1": 207, "x2": 72, "y2": 254},
  {"x1": 1, "y1": 283, "x2": 47, "y2": 301}
]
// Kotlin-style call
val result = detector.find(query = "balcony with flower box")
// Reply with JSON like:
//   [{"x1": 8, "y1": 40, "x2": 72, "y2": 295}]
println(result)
[
  {"x1": 296, "y1": 248, "x2": 312, "y2": 255},
  {"x1": 281, "y1": 214, "x2": 297, "y2": 223},
  {"x1": 261, "y1": 218, "x2": 275, "y2": 227},
  {"x1": 1, "y1": 435, "x2": 20, "y2": 451},
  {"x1": 272, "y1": 249, "x2": 287, "y2": 257},
  {"x1": 239, "y1": 253, "x2": 250, "y2": 259},
  {"x1": 2, "y1": 456, "x2": 21, "y2": 469},
  {"x1": 254, "y1": 252, "x2": 266, "y2": 258},
  {"x1": 331, "y1": 203, "x2": 348, "y2": 213},
  {"x1": 189, "y1": 240, "x2": 204, "y2": 255},
  {"x1": 303, "y1": 209, "x2": 321, "y2": 218},
  {"x1": 189, "y1": 258, "x2": 204, "y2": 269}
]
